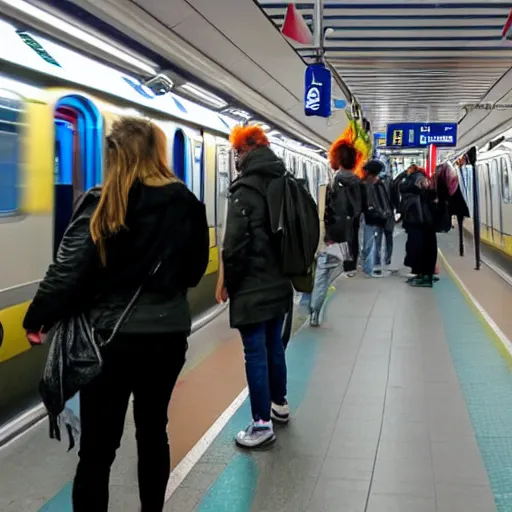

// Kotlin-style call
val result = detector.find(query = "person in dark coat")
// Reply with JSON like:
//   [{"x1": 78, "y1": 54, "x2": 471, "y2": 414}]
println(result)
[
  {"x1": 216, "y1": 125, "x2": 292, "y2": 448},
  {"x1": 400, "y1": 165, "x2": 437, "y2": 287},
  {"x1": 23, "y1": 117, "x2": 209, "y2": 512},
  {"x1": 309, "y1": 143, "x2": 362, "y2": 327}
]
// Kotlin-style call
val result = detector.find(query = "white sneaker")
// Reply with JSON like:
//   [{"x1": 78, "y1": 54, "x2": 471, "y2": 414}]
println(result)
[
  {"x1": 236, "y1": 420, "x2": 275, "y2": 448},
  {"x1": 271, "y1": 402, "x2": 290, "y2": 424},
  {"x1": 346, "y1": 271, "x2": 357, "y2": 278}
]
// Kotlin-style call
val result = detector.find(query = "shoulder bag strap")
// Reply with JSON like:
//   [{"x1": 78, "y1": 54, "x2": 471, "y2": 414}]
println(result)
[{"x1": 102, "y1": 203, "x2": 173, "y2": 344}]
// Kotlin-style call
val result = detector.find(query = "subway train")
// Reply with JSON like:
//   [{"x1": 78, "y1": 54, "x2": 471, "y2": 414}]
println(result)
[
  {"x1": 0, "y1": 22, "x2": 329, "y2": 437},
  {"x1": 455, "y1": 139, "x2": 512, "y2": 257}
]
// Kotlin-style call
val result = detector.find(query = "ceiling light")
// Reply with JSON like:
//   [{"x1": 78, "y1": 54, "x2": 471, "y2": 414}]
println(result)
[
  {"x1": 251, "y1": 120, "x2": 271, "y2": 131},
  {"x1": 222, "y1": 108, "x2": 252, "y2": 120},
  {"x1": 267, "y1": 130, "x2": 282, "y2": 138},
  {"x1": 0, "y1": 0, "x2": 158, "y2": 75},
  {"x1": 179, "y1": 83, "x2": 228, "y2": 109}
]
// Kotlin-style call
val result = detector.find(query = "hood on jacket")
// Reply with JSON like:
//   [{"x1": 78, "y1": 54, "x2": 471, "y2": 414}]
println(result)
[
  {"x1": 78, "y1": 180, "x2": 199, "y2": 220},
  {"x1": 230, "y1": 146, "x2": 286, "y2": 196},
  {"x1": 127, "y1": 179, "x2": 198, "y2": 216},
  {"x1": 335, "y1": 169, "x2": 361, "y2": 187}
]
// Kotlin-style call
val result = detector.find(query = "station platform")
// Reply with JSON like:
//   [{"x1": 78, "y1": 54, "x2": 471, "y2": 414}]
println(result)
[{"x1": 2, "y1": 232, "x2": 512, "y2": 512}]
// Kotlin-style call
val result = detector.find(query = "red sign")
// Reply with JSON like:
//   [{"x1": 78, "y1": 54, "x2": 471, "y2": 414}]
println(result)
[
  {"x1": 281, "y1": 3, "x2": 313, "y2": 45},
  {"x1": 502, "y1": 9, "x2": 512, "y2": 40}
]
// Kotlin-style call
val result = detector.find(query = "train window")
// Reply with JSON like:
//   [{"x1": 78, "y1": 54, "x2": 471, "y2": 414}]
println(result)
[
  {"x1": 501, "y1": 157, "x2": 512, "y2": 204},
  {"x1": 491, "y1": 160, "x2": 498, "y2": 188},
  {"x1": 0, "y1": 89, "x2": 22, "y2": 216},
  {"x1": 216, "y1": 143, "x2": 230, "y2": 241}
]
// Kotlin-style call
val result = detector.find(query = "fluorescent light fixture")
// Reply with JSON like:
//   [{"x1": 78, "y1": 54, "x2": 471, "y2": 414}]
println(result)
[
  {"x1": 223, "y1": 108, "x2": 252, "y2": 120},
  {"x1": 252, "y1": 121, "x2": 271, "y2": 131},
  {"x1": 0, "y1": 0, "x2": 158, "y2": 75},
  {"x1": 267, "y1": 130, "x2": 282, "y2": 138},
  {"x1": 179, "y1": 83, "x2": 228, "y2": 109}
]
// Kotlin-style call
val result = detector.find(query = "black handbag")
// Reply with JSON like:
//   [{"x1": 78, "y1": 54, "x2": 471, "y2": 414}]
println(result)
[{"x1": 39, "y1": 259, "x2": 162, "y2": 447}]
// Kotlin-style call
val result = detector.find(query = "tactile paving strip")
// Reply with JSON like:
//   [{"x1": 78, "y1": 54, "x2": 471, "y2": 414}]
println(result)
[{"x1": 435, "y1": 278, "x2": 512, "y2": 511}]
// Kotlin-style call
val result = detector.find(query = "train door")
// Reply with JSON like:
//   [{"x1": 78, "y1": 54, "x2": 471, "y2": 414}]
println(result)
[
  {"x1": 53, "y1": 95, "x2": 102, "y2": 258},
  {"x1": 501, "y1": 156, "x2": 512, "y2": 237}
]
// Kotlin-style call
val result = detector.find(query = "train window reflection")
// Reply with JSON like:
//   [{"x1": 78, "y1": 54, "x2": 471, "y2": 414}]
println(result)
[{"x1": 0, "y1": 89, "x2": 22, "y2": 216}]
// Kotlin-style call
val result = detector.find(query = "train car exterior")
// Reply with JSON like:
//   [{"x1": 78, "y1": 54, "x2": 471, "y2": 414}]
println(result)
[
  {"x1": 0, "y1": 19, "x2": 329, "y2": 438},
  {"x1": 456, "y1": 144, "x2": 512, "y2": 257}
]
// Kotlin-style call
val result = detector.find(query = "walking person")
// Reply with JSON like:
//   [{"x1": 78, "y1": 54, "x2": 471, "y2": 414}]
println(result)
[
  {"x1": 24, "y1": 117, "x2": 210, "y2": 511},
  {"x1": 361, "y1": 159, "x2": 393, "y2": 277},
  {"x1": 216, "y1": 125, "x2": 293, "y2": 448},
  {"x1": 310, "y1": 139, "x2": 362, "y2": 326}
]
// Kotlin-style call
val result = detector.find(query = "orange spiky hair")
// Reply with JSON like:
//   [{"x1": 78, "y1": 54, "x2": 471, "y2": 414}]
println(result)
[
  {"x1": 329, "y1": 125, "x2": 365, "y2": 178},
  {"x1": 329, "y1": 115, "x2": 372, "y2": 178},
  {"x1": 229, "y1": 125, "x2": 269, "y2": 152}
]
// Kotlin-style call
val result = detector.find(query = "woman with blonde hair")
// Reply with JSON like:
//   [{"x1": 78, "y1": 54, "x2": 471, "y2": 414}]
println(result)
[{"x1": 23, "y1": 117, "x2": 209, "y2": 511}]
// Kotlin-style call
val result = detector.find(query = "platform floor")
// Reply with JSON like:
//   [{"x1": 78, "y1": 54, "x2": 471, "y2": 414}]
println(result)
[{"x1": 2, "y1": 233, "x2": 512, "y2": 511}]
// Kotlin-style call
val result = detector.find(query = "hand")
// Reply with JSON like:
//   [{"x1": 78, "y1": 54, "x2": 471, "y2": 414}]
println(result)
[
  {"x1": 26, "y1": 330, "x2": 45, "y2": 345},
  {"x1": 215, "y1": 284, "x2": 228, "y2": 304}
]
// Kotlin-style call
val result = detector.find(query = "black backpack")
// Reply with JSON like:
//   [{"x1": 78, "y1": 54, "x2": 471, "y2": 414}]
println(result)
[
  {"x1": 365, "y1": 181, "x2": 393, "y2": 224},
  {"x1": 267, "y1": 172, "x2": 320, "y2": 285},
  {"x1": 325, "y1": 176, "x2": 362, "y2": 243}
]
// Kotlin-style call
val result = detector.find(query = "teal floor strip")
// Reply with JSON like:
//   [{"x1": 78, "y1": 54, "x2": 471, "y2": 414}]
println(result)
[
  {"x1": 197, "y1": 455, "x2": 259, "y2": 512},
  {"x1": 435, "y1": 278, "x2": 512, "y2": 511},
  {"x1": 39, "y1": 482, "x2": 72, "y2": 512},
  {"x1": 194, "y1": 325, "x2": 319, "y2": 511}
]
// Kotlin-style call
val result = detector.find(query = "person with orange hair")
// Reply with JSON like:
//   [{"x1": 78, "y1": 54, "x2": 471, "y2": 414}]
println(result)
[
  {"x1": 309, "y1": 138, "x2": 363, "y2": 326},
  {"x1": 327, "y1": 137, "x2": 363, "y2": 276},
  {"x1": 217, "y1": 124, "x2": 292, "y2": 448}
]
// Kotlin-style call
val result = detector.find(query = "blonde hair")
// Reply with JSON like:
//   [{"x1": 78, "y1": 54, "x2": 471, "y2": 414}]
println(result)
[{"x1": 90, "y1": 117, "x2": 178, "y2": 265}]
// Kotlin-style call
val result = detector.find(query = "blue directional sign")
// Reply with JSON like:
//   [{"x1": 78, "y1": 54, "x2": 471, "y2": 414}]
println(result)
[
  {"x1": 374, "y1": 132, "x2": 386, "y2": 148},
  {"x1": 386, "y1": 122, "x2": 457, "y2": 148}
]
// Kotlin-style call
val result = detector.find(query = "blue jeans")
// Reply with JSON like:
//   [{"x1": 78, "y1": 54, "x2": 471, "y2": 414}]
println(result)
[
  {"x1": 310, "y1": 252, "x2": 343, "y2": 313},
  {"x1": 238, "y1": 317, "x2": 287, "y2": 422},
  {"x1": 375, "y1": 227, "x2": 393, "y2": 267},
  {"x1": 362, "y1": 223, "x2": 378, "y2": 275}
]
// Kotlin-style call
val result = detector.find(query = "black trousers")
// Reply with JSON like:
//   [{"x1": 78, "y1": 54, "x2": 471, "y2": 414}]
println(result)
[
  {"x1": 72, "y1": 333, "x2": 187, "y2": 512},
  {"x1": 343, "y1": 214, "x2": 361, "y2": 272},
  {"x1": 405, "y1": 225, "x2": 437, "y2": 277}
]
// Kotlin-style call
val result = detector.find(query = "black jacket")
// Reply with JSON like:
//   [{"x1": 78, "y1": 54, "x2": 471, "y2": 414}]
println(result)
[
  {"x1": 24, "y1": 181, "x2": 209, "y2": 335},
  {"x1": 222, "y1": 146, "x2": 292, "y2": 328},
  {"x1": 362, "y1": 176, "x2": 393, "y2": 228},
  {"x1": 324, "y1": 170, "x2": 362, "y2": 244},
  {"x1": 400, "y1": 172, "x2": 436, "y2": 228}
]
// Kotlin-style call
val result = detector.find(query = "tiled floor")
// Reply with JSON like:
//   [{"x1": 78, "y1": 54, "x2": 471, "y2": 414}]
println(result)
[
  {"x1": 166, "y1": 238, "x2": 502, "y2": 512},
  {"x1": 3, "y1": 234, "x2": 510, "y2": 512}
]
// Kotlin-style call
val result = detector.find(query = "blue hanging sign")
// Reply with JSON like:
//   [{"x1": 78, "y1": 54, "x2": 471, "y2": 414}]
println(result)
[
  {"x1": 304, "y1": 63, "x2": 332, "y2": 118},
  {"x1": 386, "y1": 122, "x2": 457, "y2": 148}
]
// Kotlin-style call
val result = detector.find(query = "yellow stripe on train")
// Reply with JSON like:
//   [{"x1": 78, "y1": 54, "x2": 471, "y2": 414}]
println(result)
[{"x1": 0, "y1": 302, "x2": 32, "y2": 363}]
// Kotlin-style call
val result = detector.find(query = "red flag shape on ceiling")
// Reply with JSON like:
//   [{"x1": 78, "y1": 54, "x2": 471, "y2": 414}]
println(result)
[
  {"x1": 281, "y1": 3, "x2": 313, "y2": 45},
  {"x1": 503, "y1": 9, "x2": 512, "y2": 40}
]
